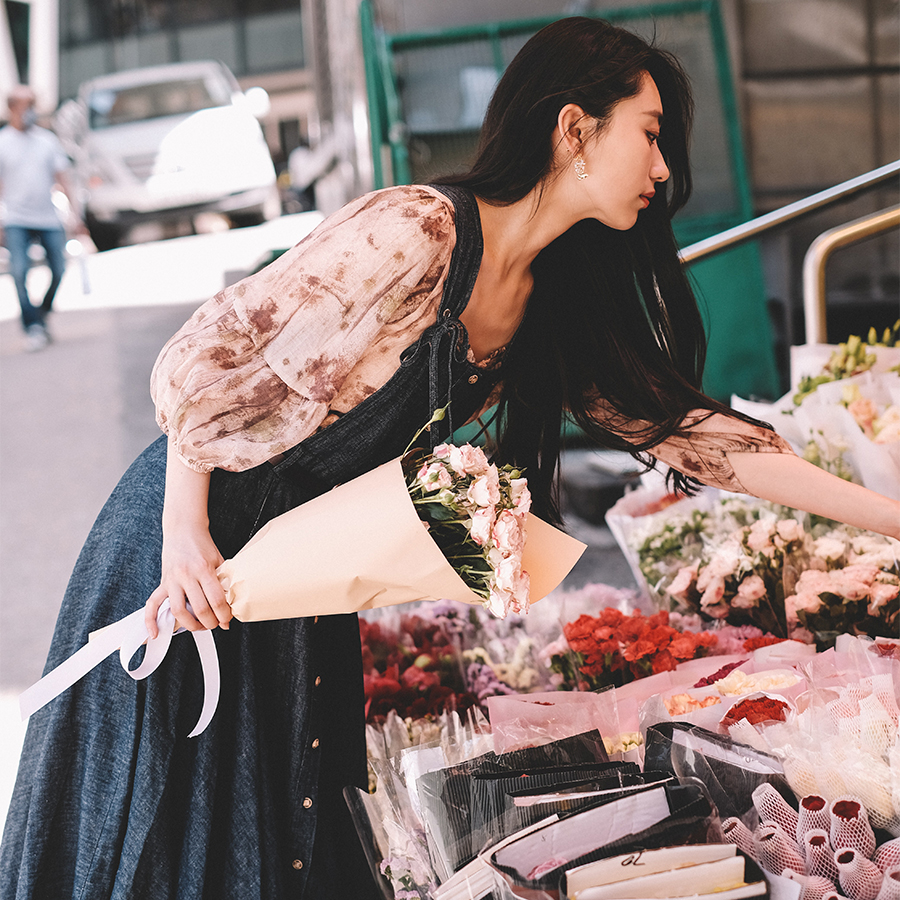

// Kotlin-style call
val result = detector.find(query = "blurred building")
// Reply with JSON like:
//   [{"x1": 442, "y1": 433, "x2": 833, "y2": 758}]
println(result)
[{"x1": 0, "y1": 0, "x2": 896, "y2": 370}]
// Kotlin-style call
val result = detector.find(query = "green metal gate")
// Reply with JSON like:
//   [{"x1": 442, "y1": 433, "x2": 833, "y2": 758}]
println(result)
[{"x1": 360, "y1": 0, "x2": 780, "y2": 404}]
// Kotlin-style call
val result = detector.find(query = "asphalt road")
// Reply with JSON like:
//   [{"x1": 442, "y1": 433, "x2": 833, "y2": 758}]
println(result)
[{"x1": 0, "y1": 216, "x2": 636, "y2": 824}]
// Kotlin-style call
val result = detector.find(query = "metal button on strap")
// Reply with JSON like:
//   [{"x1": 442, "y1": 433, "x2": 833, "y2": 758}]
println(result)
[
  {"x1": 468, "y1": 374, "x2": 478, "y2": 384},
  {"x1": 314, "y1": 675, "x2": 322, "y2": 687},
  {"x1": 292, "y1": 859, "x2": 304, "y2": 870},
  {"x1": 303, "y1": 797, "x2": 313, "y2": 809},
  {"x1": 311, "y1": 738, "x2": 320, "y2": 749}
]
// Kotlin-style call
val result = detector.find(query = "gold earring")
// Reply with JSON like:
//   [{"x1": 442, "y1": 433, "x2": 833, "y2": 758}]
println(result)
[{"x1": 573, "y1": 156, "x2": 588, "y2": 180}]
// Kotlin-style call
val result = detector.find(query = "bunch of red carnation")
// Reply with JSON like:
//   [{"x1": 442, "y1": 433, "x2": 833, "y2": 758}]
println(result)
[{"x1": 550, "y1": 607, "x2": 718, "y2": 691}]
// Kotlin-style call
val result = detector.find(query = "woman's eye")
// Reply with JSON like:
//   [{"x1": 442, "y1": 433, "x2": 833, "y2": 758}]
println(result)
[{"x1": 647, "y1": 132, "x2": 659, "y2": 145}]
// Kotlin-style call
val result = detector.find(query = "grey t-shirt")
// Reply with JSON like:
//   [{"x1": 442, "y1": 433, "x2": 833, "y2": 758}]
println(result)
[{"x1": 0, "y1": 124, "x2": 70, "y2": 228}]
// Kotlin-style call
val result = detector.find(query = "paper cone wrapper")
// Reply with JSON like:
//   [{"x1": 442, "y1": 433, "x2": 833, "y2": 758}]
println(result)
[{"x1": 217, "y1": 457, "x2": 586, "y2": 622}]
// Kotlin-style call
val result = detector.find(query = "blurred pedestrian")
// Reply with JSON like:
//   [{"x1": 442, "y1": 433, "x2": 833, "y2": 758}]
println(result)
[{"x1": 0, "y1": 85, "x2": 84, "y2": 351}]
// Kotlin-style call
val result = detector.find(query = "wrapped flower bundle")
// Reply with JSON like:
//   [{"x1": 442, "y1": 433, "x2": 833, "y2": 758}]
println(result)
[
  {"x1": 21, "y1": 433, "x2": 585, "y2": 736},
  {"x1": 403, "y1": 442, "x2": 532, "y2": 618},
  {"x1": 615, "y1": 490, "x2": 899, "y2": 648}
]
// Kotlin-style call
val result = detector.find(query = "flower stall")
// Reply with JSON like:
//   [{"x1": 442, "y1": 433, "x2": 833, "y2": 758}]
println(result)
[{"x1": 354, "y1": 333, "x2": 900, "y2": 900}]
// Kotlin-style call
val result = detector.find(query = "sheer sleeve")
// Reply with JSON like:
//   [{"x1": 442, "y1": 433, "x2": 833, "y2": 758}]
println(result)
[
  {"x1": 588, "y1": 400, "x2": 796, "y2": 495},
  {"x1": 150, "y1": 186, "x2": 455, "y2": 472}
]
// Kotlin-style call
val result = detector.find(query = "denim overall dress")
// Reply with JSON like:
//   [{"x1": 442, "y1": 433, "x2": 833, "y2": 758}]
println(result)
[{"x1": 0, "y1": 185, "x2": 501, "y2": 899}]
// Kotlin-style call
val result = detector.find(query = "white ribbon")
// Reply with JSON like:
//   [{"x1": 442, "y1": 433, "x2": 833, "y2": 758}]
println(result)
[{"x1": 19, "y1": 600, "x2": 221, "y2": 738}]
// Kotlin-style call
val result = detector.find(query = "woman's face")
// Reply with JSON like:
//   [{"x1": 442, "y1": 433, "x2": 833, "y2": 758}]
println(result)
[{"x1": 578, "y1": 73, "x2": 670, "y2": 230}]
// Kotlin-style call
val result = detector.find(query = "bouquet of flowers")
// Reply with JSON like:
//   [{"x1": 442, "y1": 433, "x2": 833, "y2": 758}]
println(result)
[
  {"x1": 786, "y1": 527, "x2": 899, "y2": 647},
  {"x1": 547, "y1": 606, "x2": 719, "y2": 691},
  {"x1": 732, "y1": 329, "x2": 900, "y2": 500},
  {"x1": 21, "y1": 412, "x2": 586, "y2": 736},
  {"x1": 632, "y1": 496, "x2": 899, "y2": 648},
  {"x1": 403, "y1": 440, "x2": 532, "y2": 618},
  {"x1": 360, "y1": 613, "x2": 479, "y2": 725}
]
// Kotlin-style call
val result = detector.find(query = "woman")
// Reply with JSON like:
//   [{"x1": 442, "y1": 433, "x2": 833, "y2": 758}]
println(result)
[{"x1": 3, "y1": 16, "x2": 898, "y2": 900}]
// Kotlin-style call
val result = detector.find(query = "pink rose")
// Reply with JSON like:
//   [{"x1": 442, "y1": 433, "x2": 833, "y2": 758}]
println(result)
[
  {"x1": 448, "y1": 443, "x2": 488, "y2": 476},
  {"x1": 775, "y1": 519, "x2": 804, "y2": 543},
  {"x1": 492, "y1": 510, "x2": 524, "y2": 555},
  {"x1": 699, "y1": 575, "x2": 726, "y2": 608},
  {"x1": 848, "y1": 397, "x2": 878, "y2": 436},
  {"x1": 432, "y1": 443, "x2": 451, "y2": 459},
  {"x1": 747, "y1": 520, "x2": 774, "y2": 553},
  {"x1": 469, "y1": 507, "x2": 495, "y2": 546},
  {"x1": 668, "y1": 564, "x2": 699, "y2": 601},
  {"x1": 784, "y1": 591, "x2": 823, "y2": 624},
  {"x1": 417, "y1": 461, "x2": 452, "y2": 491},
  {"x1": 467, "y1": 467, "x2": 501, "y2": 507},
  {"x1": 511, "y1": 570, "x2": 530, "y2": 614},
  {"x1": 485, "y1": 587, "x2": 510, "y2": 618},
  {"x1": 510, "y1": 478, "x2": 532, "y2": 513},
  {"x1": 494, "y1": 554, "x2": 520, "y2": 592},
  {"x1": 840, "y1": 564, "x2": 880, "y2": 584},
  {"x1": 814, "y1": 536, "x2": 847, "y2": 561},
  {"x1": 733, "y1": 574, "x2": 766, "y2": 608},
  {"x1": 795, "y1": 569, "x2": 834, "y2": 595},
  {"x1": 869, "y1": 582, "x2": 899, "y2": 613}
]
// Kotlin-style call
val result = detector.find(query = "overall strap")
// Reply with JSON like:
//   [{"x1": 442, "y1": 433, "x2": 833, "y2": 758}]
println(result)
[
  {"x1": 427, "y1": 184, "x2": 483, "y2": 318},
  {"x1": 420, "y1": 184, "x2": 484, "y2": 444}
]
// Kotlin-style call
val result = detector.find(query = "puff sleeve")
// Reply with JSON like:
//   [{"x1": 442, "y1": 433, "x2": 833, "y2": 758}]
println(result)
[
  {"x1": 150, "y1": 186, "x2": 455, "y2": 472},
  {"x1": 588, "y1": 399, "x2": 797, "y2": 495}
]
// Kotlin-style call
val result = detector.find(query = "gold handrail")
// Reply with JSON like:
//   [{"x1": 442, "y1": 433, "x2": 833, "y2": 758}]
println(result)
[{"x1": 802, "y1": 205, "x2": 900, "y2": 345}]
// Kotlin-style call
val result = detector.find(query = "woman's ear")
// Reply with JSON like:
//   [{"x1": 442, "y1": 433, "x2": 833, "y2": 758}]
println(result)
[{"x1": 557, "y1": 103, "x2": 589, "y2": 155}]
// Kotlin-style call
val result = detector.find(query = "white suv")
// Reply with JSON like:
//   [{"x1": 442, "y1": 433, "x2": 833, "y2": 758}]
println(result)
[{"x1": 57, "y1": 60, "x2": 280, "y2": 250}]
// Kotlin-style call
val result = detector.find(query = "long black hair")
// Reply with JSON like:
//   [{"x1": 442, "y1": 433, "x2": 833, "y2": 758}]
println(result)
[{"x1": 433, "y1": 16, "x2": 771, "y2": 524}]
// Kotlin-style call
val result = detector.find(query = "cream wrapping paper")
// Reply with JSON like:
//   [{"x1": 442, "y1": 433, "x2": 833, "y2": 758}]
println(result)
[
  {"x1": 21, "y1": 456, "x2": 585, "y2": 736},
  {"x1": 220, "y1": 458, "x2": 586, "y2": 620}
]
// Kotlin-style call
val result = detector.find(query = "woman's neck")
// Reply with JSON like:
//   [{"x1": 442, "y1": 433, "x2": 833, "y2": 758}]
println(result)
[{"x1": 474, "y1": 181, "x2": 579, "y2": 276}]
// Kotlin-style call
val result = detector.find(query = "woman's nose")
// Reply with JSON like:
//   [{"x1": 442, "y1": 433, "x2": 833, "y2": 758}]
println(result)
[{"x1": 652, "y1": 145, "x2": 670, "y2": 183}]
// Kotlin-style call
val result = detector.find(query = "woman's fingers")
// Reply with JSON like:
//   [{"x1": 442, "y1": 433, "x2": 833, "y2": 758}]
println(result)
[
  {"x1": 183, "y1": 579, "x2": 220, "y2": 631},
  {"x1": 144, "y1": 584, "x2": 168, "y2": 638},
  {"x1": 201, "y1": 568, "x2": 232, "y2": 630}
]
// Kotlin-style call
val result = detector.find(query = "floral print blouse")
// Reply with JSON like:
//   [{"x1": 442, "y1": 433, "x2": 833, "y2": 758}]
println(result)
[{"x1": 150, "y1": 185, "x2": 793, "y2": 492}]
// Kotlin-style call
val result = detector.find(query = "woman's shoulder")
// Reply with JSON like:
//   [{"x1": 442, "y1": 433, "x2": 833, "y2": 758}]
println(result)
[{"x1": 320, "y1": 184, "x2": 458, "y2": 243}]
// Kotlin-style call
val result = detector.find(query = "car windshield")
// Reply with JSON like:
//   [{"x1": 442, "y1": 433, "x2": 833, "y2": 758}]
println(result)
[{"x1": 87, "y1": 77, "x2": 230, "y2": 128}]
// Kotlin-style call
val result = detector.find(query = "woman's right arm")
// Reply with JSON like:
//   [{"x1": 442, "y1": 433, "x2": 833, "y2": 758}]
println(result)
[{"x1": 144, "y1": 441, "x2": 229, "y2": 637}]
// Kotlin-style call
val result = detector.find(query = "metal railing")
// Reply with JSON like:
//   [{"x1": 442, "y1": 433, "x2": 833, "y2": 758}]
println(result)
[
  {"x1": 678, "y1": 159, "x2": 900, "y2": 264},
  {"x1": 802, "y1": 204, "x2": 900, "y2": 344}
]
